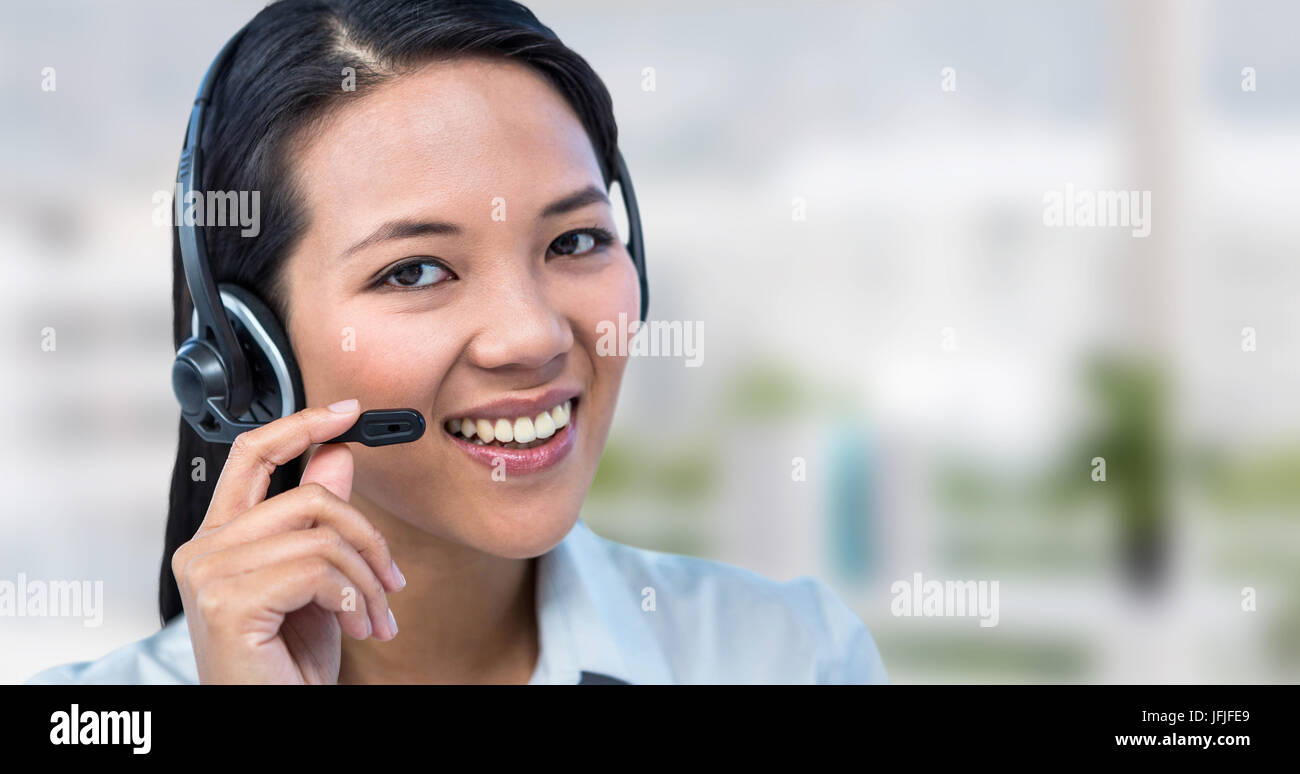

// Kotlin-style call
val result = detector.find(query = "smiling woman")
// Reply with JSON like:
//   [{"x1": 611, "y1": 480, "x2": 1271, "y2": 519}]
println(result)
[{"x1": 24, "y1": 0, "x2": 887, "y2": 686}]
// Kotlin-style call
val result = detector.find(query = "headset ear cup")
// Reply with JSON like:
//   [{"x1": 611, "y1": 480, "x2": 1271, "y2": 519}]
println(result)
[{"x1": 215, "y1": 283, "x2": 306, "y2": 420}]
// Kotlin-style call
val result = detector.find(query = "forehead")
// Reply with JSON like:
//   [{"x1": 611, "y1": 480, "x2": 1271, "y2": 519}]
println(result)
[{"x1": 290, "y1": 56, "x2": 603, "y2": 234}]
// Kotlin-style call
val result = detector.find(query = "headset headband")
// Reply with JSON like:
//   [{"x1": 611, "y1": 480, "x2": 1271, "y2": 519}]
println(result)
[{"x1": 175, "y1": 25, "x2": 254, "y2": 417}]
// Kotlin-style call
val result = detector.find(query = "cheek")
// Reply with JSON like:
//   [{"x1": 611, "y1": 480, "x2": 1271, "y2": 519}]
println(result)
[
  {"x1": 571, "y1": 258, "x2": 640, "y2": 438},
  {"x1": 290, "y1": 307, "x2": 455, "y2": 407},
  {"x1": 570, "y1": 255, "x2": 642, "y2": 356}
]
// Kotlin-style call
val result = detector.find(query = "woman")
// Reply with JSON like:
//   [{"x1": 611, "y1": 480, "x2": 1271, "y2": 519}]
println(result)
[{"x1": 26, "y1": 0, "x2": 887, "y2": 685}]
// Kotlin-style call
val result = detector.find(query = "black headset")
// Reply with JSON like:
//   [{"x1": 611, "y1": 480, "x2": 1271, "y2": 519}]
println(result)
[{"x1": 171, "y1": 23, "x2": 648, "y2": 448}]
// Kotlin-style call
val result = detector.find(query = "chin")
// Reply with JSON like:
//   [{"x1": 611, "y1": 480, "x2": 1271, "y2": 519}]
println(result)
[{"x1": 455, "y1": 500, "x2": 583, "y2": 559}]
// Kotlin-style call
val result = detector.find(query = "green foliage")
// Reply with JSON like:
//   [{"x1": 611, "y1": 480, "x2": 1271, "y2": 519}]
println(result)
[
  {"x1": 589, "y1": 436, "x2": 717, "y2": 503},
  {"x1": 1074, "y1": 353, "x2": 1171, "y2": 531},
  {"x1": 724, "y1": 360, "x2": 806, "y2": 419},
  {"x1": 934, "y1": 461, "x2": 1003, "y2": 512},
  {"x1": 1192, "y1": 445, "x2": 1300, "y2": 509},
  {"x1": 646, "y1": 445, "x2": 714, "y2": 502},
  {"x1": 589, "y1": 437, "x2": 637, "y2": 497}
]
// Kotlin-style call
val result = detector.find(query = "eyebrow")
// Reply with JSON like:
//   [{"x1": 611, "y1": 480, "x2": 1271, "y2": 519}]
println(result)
[{"x1": 342, "y1": 184, "x2": 611, "y2": 257}]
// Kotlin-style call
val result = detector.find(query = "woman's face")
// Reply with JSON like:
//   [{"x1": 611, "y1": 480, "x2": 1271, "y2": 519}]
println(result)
[{"x1": 280, "y1": 57, "x2": 639, "y2": 557}]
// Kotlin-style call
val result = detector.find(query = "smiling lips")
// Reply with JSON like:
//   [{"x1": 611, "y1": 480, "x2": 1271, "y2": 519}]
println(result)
[
  {"x1": 446, "y1": 399, "x2": 572, "y2": 450},
  {"x1": 443, "y1": 395, "x2": 578, "y2": 475}
]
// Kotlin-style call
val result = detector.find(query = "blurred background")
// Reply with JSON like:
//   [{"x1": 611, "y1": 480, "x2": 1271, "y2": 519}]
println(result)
[{"x1": 2, "y1": 0, "x2": 1298, "y2": 684}]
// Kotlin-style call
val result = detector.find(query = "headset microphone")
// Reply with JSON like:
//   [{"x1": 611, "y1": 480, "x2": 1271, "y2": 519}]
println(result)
[{"x1": 172, "y1": 23, "x2": 647, "y2": 448}]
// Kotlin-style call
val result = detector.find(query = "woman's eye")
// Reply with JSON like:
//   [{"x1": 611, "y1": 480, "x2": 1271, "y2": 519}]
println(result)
[
  {"x1": 381, "y1": 260, "x2": 452, "y2": 289},
  {"x1": 377, "y1": 230, "x2": 614, "y2": 291},
  {"x1": 550, "y1": 227, "x2": 616, "y2": 257}
]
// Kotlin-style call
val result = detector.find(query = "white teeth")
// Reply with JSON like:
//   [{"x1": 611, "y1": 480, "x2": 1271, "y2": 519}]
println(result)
[
  {"x1": 534, "y1": 411, "x2": 555, "y2": 439},
  {"x1": 513, "y1": 416, "x2": 536, "y2": 443},
  {"x1": 446, "y1": 398, "x2": 574, "y2": 445}
]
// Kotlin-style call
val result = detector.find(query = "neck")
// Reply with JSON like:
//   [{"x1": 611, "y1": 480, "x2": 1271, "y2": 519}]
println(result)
[{"x1": 337, "y1": 490, "x2": 539, "y2": 685}]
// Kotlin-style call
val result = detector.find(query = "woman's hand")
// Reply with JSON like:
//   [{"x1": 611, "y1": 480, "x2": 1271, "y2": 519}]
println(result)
[{"x1": 171, "y1": 400, "x2": 406, "y2": 684}]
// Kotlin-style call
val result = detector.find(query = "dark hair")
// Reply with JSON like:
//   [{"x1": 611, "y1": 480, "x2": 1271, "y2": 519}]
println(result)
[{"x1": 161, "y1": 0, "x2": 620, "y2": 626}]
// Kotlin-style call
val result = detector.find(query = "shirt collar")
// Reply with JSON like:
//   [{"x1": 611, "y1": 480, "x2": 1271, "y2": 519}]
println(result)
[{"x1": 528, "y1": 518, "x2": 674, "y2": 685}]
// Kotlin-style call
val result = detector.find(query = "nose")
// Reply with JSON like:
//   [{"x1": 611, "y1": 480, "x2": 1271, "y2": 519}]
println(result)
[{"x1": 464, "y1": 267, "x2": 574, "y2": 373}]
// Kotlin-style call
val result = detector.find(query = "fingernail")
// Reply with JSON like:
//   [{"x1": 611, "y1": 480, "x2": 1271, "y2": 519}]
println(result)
[
  {"x1": 387, "y1": 608, "x2": 398, "y2": 637},
  {"x1": 328, "y1": 398, "x2": 359, "y2": 413},
  {"x1": 365, "y1": 616, "x2": 373, "y2": 638},
  {"x1": 391, "y1": 559, "x2": 406, "y2": 589}
]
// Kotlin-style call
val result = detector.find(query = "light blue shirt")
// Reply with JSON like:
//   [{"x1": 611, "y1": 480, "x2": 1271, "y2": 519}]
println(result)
[{"x1": 25, "y1": 518, "x2": 888, "y2": 684}]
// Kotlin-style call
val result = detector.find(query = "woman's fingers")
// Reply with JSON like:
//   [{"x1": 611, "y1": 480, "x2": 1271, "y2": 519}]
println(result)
[
  {"x1": 202, "y1": 401, "x2": 362, "y2": 528},
  {"x1": 299, "y1": 441, "x2": 355, "y2": 503},
  {"x1": 183, "y1": 525, "x2": 397, "y2": 640},
  {"x1": 180, "y1": 482, "x2": 406, "y2": 594},
  {"x1": 198, "y1": 556, "x2": 376, "y2": 643},
  {"x1": 174, "y1": 400, "x2": 402, "y2": 684}
]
